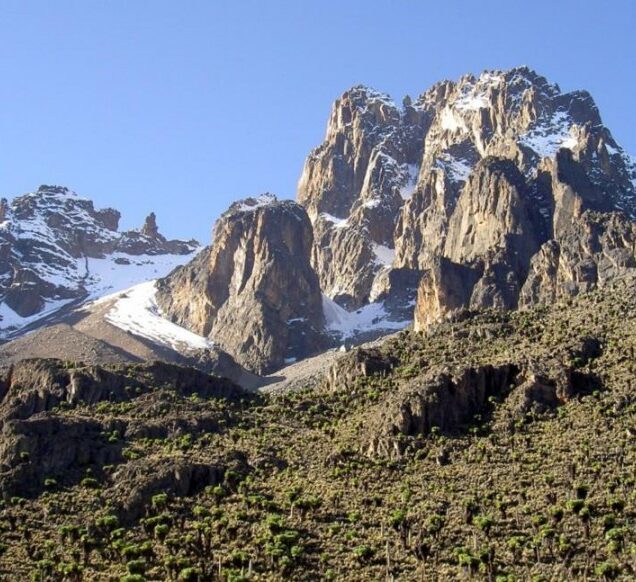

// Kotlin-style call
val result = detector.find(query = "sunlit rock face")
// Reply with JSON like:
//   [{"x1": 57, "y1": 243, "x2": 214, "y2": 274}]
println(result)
[
  {"x1": 156, "y1": 195, "x2": 326, "y2": 374},
  {"x1": 295, "y1": 68, "x2": 636, "y2": 329}
]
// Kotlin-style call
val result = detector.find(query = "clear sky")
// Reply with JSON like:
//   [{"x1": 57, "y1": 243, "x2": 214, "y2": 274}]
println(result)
[{"x1": 0, "y1": 0, "x2": 634, "y2": 242}]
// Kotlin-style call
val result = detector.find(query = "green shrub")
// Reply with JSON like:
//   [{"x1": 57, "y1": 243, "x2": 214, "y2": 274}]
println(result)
[
  {"x1": 594, "y1": 562, "x2": 620, "y2": 580},
  {"x1": 126, "y1": 559, "x2": 146, "y2": 575},
  {"x1": 353, "y1": 545, "x2": 374, "y2": 562}
]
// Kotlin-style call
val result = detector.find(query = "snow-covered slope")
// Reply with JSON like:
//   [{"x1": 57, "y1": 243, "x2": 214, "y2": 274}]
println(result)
[
  {"x1": 322, "y1": 294, "x2": 410, "y2": 340},
  {"x1": 99, "y1": 280, "x2": 214, "y2": 352}
]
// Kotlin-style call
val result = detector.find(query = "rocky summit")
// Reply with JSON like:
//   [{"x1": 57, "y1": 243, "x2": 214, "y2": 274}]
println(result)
[
  {"x1": 297, "y1": 67, "x2": 636, "y2": 333},
  {"x1": 1, "y1": 68, "x2": 636, "y2": 379},
  {"x1": 145, "y1": 67, "x2": 636, "y2": 374}
]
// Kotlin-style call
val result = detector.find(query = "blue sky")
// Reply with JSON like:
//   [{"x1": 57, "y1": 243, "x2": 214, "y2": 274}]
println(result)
[{"x1": 0, "y1": 0, "x2": 634, "y2": 242}]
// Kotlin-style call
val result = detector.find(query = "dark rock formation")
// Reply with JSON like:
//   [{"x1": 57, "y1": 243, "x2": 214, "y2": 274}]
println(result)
[
  {"x1": 324, "y1": 347, "x2": 398, "y2": 392},
  {"x1": 0, "y1": 358, "x2": 243, "y2": 422},
  {"x1": 0, "y1": 359, "x2": 246, "y2": 498},
  {"x1": 366, "y1": 364, "x2": 518, "y2": 458},
  {"x1": 109, "y1": 457, "x2": 224, "y2": 523},
  {"x1": 141, "y1": 212, "x2": 160, "y2": 238}
]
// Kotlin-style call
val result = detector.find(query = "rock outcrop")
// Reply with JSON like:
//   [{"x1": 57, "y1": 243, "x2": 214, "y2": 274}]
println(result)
[
  {"x1": 298, "y1": 86, "x2": 429, "y2": 310},
  {"x1": 366, "y1": 364, "x2": 519, "y2": 458},
  {"x1": 323, "y1": 347, "x2": 398, "y2": 392},
  {"x1": 157, "y1": 195, "x2": 326, "y2": 374},
  {"x1": 0, "y1": 359, "x2": 246, "y2": 497}
]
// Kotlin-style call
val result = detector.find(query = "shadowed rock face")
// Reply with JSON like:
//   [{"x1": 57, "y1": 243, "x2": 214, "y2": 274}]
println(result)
[
  {"x1": 363, "y1": 355, "x2": 601, "y2": 460},
  {"x1": 297, "y1": 67, "x2": 636, "y2": 329},
  {"x1": 157, "y1": 195, "x2": 327, "y2": 374},
  {"x1": 366, "y1": 364, "x2": 519, "y2": 458}
]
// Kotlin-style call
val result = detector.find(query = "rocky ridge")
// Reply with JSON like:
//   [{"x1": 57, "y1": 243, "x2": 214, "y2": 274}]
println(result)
[
  {"x1": 0, "y1": 185, "x2": 199, "y2": 336},
  {"x1": 3, "y1": 67, "x2": 636, "y2": 378},
  {"x1": 154, "y1": 67, "x2": 636, "y2": 373}
]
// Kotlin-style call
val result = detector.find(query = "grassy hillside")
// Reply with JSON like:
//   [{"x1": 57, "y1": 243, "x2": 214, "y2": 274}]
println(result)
[{"x1": 1, "y1": 276, "x2": 636, "y2": 581}]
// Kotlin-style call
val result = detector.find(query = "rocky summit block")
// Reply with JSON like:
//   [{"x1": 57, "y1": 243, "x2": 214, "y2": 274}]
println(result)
[
  {"x1": 297, "y1": 67, "x2": 636, "y2": 330},
  {"x1": 157, "y1": 195, "x2": 327, "y2": 374}
]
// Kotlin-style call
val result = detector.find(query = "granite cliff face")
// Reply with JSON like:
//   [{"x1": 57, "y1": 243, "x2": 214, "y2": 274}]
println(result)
[
  {"x1": 0, "y1": 185, "x2": 198, "y2": 336},
  {"x1": 297, "y1": 86, "x2": 428, "y2": 309},
  {"x1": 156, "y1": 195, "x2": 326, "y2": 374},
  {"x1": 295, "y1": 67, "x2": 636, "y2": 331}
]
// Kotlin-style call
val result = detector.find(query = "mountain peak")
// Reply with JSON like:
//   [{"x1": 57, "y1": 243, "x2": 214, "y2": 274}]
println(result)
[
  {"x1": 227, "y1": 193, "x2": 279, "y2": 215},
  {"x1": 0, "y1": 186, "x2": 198, "y2": 332},
  {"x1": 36, "y1": 184, "x2": 76, "y2": 197}
]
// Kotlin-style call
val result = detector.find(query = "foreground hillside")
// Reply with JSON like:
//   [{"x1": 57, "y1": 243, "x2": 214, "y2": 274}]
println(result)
[{"x1": 1, "y1": 275, "x2": 636, "y2": 581}]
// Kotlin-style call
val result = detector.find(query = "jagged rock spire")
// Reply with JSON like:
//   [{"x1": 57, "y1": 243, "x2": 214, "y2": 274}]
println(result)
[{"x1": 141, "y1": 212, "x2": 159, "y2": 238}]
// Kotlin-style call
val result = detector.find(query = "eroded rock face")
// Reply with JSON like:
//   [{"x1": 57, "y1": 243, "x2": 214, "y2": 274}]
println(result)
[
  {"x1": 323, "y1": 347, "x2": 398, "y2": 392},
  {"x1": 0, "y1": 358, "x2": 242, "y2": 422},
  {"x1": 157, "y1": 195, "x2": 327, "y2": 374},
  {"x1": 298, "y1": 86, "x2": 430, "y2": 309},
  {"x1": 0, "y1": 186, "x2": 198, "y2": 323},
  {"x1": 414, "y1": 258, "x2": 480, "y2": 331},
  {"x1": 364, "y1": 358, "x2": 600, "y2": 459},
  {"x1": 110, "y1": 457, "x2": 224, "y2": 523},
  {"x1": 366, "y1": 364, "x2": 519, "y2": 459}
]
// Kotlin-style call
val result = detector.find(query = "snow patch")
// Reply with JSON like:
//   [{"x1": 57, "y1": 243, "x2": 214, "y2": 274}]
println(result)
[
  {"x1": 354, "y1": 86, "x2": 396, "y2": 109},
  {"x1": 453, "y1": 72, "x2": 502, "y2": 112},
  {"x1": 436, "y1": 154, "x2": 473, "y2": 183},
  {"x1": 440, "y1": 107, "x2": 466, "y2": 132},
  {"x1": 372, "y1": 243, "x2": 395, "y2": 267},
  {"x1": 235, "y1": 194, "x2": 277, "y2": 212},
  {"x1": 105, "y1": 281, "x2": 214, "y2": 351},
  {"x1": 362, "y1": 198, "x2": 382, "y2": 209},
  {"x1": 399, "y1": 164, "x2": 419, "y2": 200},
  {"x1": 320, "y1": 213, "x2": 349, "y2": 229},
  {"x1": 605, "y1": 143, "x2": 620, "y2": 156},
  {"x1": 322, "y1": 294, "x2": 410, "y2": 340},
  {"x1": 0, "y1": 249, "x2": 199, "y2": 338},
  {"x1": 85, "y1": 251, "x2": 198, "y2": 302},
  {"x1": 519, "y1": 110, "x2": 578, "y2": 158},
  {"x1": 0, "y1": 297, "x2": 76, "y2": 334}
]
